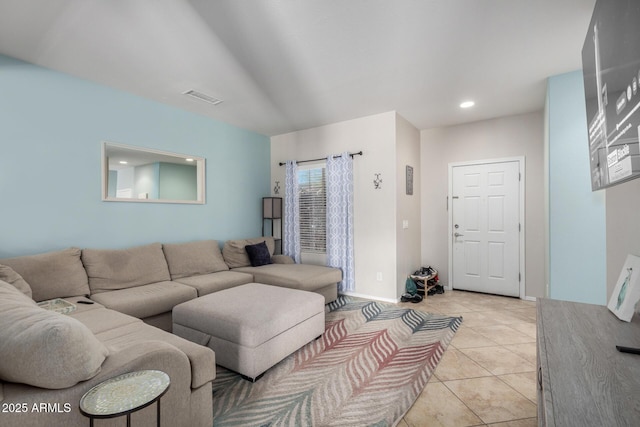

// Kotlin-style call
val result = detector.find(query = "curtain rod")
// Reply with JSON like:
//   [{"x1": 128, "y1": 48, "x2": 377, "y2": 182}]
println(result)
[{"x1": 278, "y1": 151, "x2": 363, "y2": 166}]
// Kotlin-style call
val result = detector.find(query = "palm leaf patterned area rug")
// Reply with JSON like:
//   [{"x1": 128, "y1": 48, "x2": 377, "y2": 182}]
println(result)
[{"x1": 212, "y1": 296, "x2": 462, "y2": 427}]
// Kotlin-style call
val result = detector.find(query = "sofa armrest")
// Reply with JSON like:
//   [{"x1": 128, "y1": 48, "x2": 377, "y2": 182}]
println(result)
[
  {"x1": 272, "y1": 254, "x2": 295, "y2": 264},
  {"x1": 99, "y1": 340, "x2": 192, "y2": 382},
  {"x1": 0, "y1": 340, "x2": 202, "y2": 427}
]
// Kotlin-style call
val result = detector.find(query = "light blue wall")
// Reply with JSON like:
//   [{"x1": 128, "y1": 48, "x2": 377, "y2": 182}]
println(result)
[
  {"x1": 547, "y1": 70, "x2": 606, "y2": 304},
  {"x1": 0, "y1": 55, "x2": 270, "y2": 257}
]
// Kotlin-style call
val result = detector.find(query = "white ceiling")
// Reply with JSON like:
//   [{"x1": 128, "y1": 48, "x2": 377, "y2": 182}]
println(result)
[{"x1": 0, "y1": 0, "x2": 596, "y2": 136}]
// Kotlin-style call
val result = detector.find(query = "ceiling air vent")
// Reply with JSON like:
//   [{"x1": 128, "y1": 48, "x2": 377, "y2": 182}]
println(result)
[{"x1": 183, "y1": 90, "x2": 223, "y2": 106}]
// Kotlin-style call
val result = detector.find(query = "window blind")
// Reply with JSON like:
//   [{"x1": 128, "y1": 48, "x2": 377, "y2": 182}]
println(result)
[{"x1": 298, "y1": 167, "x2": 326, "y2": 253}]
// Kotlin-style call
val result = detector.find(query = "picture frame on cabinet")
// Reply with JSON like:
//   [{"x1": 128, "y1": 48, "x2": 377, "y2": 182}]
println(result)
[{"x1": 608, "y1": 254, "x2": 640, "y2": 322}]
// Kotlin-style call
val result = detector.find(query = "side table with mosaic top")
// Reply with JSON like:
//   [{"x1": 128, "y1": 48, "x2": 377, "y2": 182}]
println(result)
[{"x1": 79, "y1": 370, "x2": 170, "y2": 427}]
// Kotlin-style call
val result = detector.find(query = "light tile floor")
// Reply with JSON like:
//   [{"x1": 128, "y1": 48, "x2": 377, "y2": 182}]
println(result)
[{"x1": 398, "y1": 289, "x2": 538, "y2": 427}]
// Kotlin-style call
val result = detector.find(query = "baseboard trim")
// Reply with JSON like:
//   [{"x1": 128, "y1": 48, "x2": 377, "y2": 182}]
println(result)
[
  {"x1": 339, "y1": 291, "x2": 399, "y2": 304},
  {"x1": 443, "y1": 284, "x2": 536, "y2": 302}
]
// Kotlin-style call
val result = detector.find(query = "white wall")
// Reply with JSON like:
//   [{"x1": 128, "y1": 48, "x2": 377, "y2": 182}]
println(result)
[
  {"x1": 271, "y1": 112, "x2": 399, "y2": 301},
  {"x1": 395, "y1": 114, "x2": 422, "y2": 297},
  {"x1": 420, "y1": 111, "x2": 545, "y2": 298}
]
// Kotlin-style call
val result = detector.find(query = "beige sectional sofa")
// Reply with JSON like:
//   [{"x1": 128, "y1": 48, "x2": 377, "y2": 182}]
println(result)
[
  {"x1": 0, "y1": 237, "x2": 341, "y2": 427},
  {"x1": 222, "y1": 237, "x2": 341, "y2": 303}
]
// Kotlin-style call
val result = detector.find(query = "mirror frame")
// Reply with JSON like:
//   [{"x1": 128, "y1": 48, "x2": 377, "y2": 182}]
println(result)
[{"x1": 101, "y1": 141, "x2": 206, "y2": 204}]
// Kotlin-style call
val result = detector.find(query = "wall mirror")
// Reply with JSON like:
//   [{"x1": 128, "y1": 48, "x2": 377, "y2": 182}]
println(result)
[{"x1": 102, "y1": 142, "x2": 205, "y2": 204}]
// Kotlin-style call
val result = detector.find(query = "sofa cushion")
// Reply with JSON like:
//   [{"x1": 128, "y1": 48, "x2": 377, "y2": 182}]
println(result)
[
  {"x1": 89, "y1": 281, "x2": 197, "y2": 319},
  {"x1": 233, "y1": 263, "x2": 343, "y2": 292},
  {"x1": 0, "y1": 281, "x2": 108, "y2": 389},
  {"x1": 222, "y1": 237, "x2": 275, "y2": 268},
  {"x1": 162, "y1": 240, "x2": 229, "y2": 279},
  {"x1": 82, "y1": 243, "x2": 171, "y2": 294},
  {"x1": 0, "y1": 248, "x2": 90, "y2": 302},
  {"x1": 69, "y1": 306, "x2": 142, "y2": 335},
  {"x1": 0, "y1": 264, "x2": 32, "y2": 298},
  {"x1": 272, "y1": 254, "x2": 295, "y2": 264},
  {"x1": 175, "y1": 270, "x2": 254, "y2": 296},
  {"x1": 245, "y1": 241, "x2": 273, "y2": 267}
]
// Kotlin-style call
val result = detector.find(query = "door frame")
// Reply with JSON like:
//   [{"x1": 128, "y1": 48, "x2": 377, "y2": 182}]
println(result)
[{"x1": 447, "y1": 156, "x2": 526, "y2": 299}]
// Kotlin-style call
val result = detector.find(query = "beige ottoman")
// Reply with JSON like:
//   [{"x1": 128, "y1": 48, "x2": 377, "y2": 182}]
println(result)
[{"x1": 172, "y1": 283, "x2": 325, "y2": 381}]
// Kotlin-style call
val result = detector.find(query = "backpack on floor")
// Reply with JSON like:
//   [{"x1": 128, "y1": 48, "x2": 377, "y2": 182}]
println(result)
[{"x1": 405, "y1": 277, "x2": 418, "y2": 295}]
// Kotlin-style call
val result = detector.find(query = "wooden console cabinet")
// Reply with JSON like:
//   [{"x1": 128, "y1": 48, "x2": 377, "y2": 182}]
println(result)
[{"x1": 537, "y1": 298, "x2": 640, "y2": 426}]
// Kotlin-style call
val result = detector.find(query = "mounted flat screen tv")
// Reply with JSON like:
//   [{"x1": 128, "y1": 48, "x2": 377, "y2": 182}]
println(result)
[{"x1": 582, "y1": 0, "x2": 640, "y2": 191}]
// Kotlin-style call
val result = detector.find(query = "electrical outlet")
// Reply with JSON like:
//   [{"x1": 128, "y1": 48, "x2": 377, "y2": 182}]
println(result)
[
  {"x1": 545, "y1": 282, "x2": 550, "y2": 298},
  {"x1": 376, "y1": 272, "x2": 383, "y2": 281}
]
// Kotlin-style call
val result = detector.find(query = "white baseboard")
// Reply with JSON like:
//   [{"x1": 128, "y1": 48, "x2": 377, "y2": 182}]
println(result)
[
  {"x1": 339, "y1": 290, "x2": 536, "y2": 303},
  {"x1": 339, "y1": 291, "x2": 399, "y2": 304},
  {"x1": 439, "y1": 283, "x2": 536, "y2": 302}
]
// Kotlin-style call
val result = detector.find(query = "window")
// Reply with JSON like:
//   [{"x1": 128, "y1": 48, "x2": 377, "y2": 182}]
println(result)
[{"x1": 298, "y1": 166, "x2": 326, "y2": 253}]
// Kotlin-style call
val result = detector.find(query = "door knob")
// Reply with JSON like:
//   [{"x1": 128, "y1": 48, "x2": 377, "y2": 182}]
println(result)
[{"x1": 454, "y1": 232, "x2": 464, "y2": 237}]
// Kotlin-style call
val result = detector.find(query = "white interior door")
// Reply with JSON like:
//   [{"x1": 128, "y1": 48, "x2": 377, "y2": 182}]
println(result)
[{"x1": 450, "y1": 160, "x2": 521, "y2": 297}]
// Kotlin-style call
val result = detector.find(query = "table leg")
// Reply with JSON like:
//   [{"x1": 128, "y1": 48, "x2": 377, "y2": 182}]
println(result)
[
  {"x1": 157, "y1": 398, "x2": 161, "y2": 427},
  {"x1": 127, "y1": 413, "x2": 131, "y2": 427}
]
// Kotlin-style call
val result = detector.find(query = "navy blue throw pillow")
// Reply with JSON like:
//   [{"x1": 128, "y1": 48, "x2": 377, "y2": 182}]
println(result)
[{"x1": 245, "y1": 241, "x2": 272, "y2": 267}]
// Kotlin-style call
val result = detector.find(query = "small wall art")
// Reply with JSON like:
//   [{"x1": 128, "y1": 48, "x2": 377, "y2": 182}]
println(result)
[
  {"x1": 608, "y1": 254, "x2": 640, "y2": 322},
  {"x1": 406, "y1": 165, "x2": 413, "y2": 195},
  {"x1": 373, "y1": 173, "x2": 382, "y2": 189}
]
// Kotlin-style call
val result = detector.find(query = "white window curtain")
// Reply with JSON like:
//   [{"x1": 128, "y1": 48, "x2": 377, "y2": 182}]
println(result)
[
  {"x1": 326, "y1": 152, "x2": 355, "y2": 292},
  {"x1": 284, "y1": 160, "x2": 301, "y2": 263}
]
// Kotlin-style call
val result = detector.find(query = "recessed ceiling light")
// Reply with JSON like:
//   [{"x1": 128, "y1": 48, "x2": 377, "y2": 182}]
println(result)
[
  {"x1": 185, "y1": 158, "x2": 194, "y2": 162},
  {"x1": 460, "y1": 101, "x2": 475, "y2": 109},
  {"x1": 119, "y1": 161, "x2": 128, "y2": 165}
]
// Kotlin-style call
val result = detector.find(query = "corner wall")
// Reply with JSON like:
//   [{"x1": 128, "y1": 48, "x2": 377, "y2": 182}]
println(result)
[
  {"x1": 546, "y1": 70, "x2": 606, "y2": 305},
  {"x1": 544, "y1": 69, "x2": 640, "y2": 304},
  {"x1": 271, "y1": 111, "x2": 419, "y2": 302},
  {"x1": 0, "y1": 55, "x2": 270, "y2": 257},
  {"x1": 395, "y1": 114, "x2": 422, "y2": 297}
]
